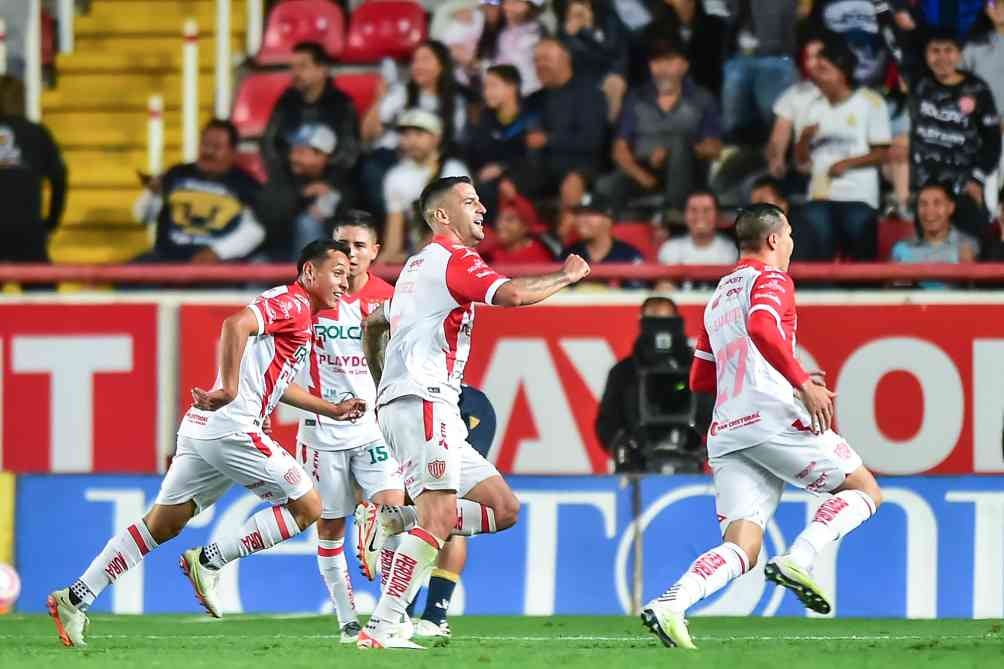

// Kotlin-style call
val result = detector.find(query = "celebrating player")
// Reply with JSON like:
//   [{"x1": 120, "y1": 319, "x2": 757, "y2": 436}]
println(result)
[
  {"x1": 47, "y1": 240, "x2": 366, "y2": 648},
  {"x1": 641, "y1": 204, "x2": 883, "y2": 650},
  {"x1": 354, "y1": 176, "x2": 591, "y2": 649}
]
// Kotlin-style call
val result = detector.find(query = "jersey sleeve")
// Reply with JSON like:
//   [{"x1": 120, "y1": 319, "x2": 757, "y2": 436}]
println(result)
[
  {"x1": 249, "y1": 291, "x2": 309, "y2": 336},
  {"x1": 445, "y1": 247, "x2": 511, "y2": 305},
  {"x1": 689, "y1": 326, "x2": 716, "y2": 394},
  {"x1": 747, "y1": 271, "x2": 810, "y2": 388}
]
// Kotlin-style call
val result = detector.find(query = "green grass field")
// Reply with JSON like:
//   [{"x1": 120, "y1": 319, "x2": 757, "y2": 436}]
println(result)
[{"x1": 1, "y1": 615, "x2": 1000, "y2": 669}]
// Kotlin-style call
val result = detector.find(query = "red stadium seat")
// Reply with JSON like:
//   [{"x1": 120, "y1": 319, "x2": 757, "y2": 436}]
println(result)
[
  {"x1": 235, "y1": 148, "x2": 268, "y2": 183},
  {"x1": 341, "y1": 1, "x2": 427, "y2": 64},
  {"x1": 256, "y1": 0, "x2": 346, "y2": 65},
  {"x1": 877, "y1": 216, "x2": 917, "y2": 261},
  {"x1": 41, "y1": 9, "x2": 55, "y2": 66},
  {"x1": 231, "y1": 72, "x2": 293, "y2": 138},
  {"x1": 613, "y1": 221, "x2": 657, "y2": 261},
  {"x1": 334, "y1": 72, "x2": 382, "y2": 117}
]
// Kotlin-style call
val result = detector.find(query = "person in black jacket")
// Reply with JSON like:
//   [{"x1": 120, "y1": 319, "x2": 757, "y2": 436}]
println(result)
[
  {"x1": 0, "y1": 75, "x2": 67, "y2": 263},
  {"x1": 261, "y1": 42, "x2": 361, "y2": 186},
  {"x1": 595, "y1": 296, "x2": 680, "y2": 452}
]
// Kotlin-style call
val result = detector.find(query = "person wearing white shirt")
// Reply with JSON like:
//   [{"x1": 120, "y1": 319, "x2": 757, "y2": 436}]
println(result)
[
  {"x1": 794, "y1": 37, "x2": 890, "y2": 261},
  {"x1": 766, "y1": 34, "x2": 825, "y2": 178},
  {"x1": 657, "y1": 190, "x2": 738, "y2": 265},
  {"x1": 381, "y1": 109, "x2": 470, "y2": 262}
]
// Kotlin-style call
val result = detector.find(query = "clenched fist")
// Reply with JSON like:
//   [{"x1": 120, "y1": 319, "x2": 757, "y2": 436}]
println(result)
[{"x1": 562, "y1": 254, "x2": 591, "y2": 284}]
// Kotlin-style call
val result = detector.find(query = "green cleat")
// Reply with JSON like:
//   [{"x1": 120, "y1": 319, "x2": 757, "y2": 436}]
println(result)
[
  {"x1": 641, "y1": 602, "x2": 697, "y2": 650},
  {"x1": 765, "y1": 554, "x2": 833, "y2": 614}
]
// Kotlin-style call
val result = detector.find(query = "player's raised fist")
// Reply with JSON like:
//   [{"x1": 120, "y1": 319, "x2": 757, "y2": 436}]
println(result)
[
  {"x1": 332, "y1": 398, "x2": 367, "y2": 421},
  {"x1": 191, "y1": 387, "x2": 235, "y2": 412},
  {"x1": 562, "y1": 254, "x2": 591, "y2": 283}
]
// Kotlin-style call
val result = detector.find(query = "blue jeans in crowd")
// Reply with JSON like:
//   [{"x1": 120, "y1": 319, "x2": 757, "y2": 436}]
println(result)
[
  {"x1": 291, "y1": 212, "x2": 327, "y2": 259},
  {"x1": 721, "y1": 55, "x2": 798, "y2": 140},
  {"x1": 798, "y1": 200, "x2": 878, "y2": 261}
]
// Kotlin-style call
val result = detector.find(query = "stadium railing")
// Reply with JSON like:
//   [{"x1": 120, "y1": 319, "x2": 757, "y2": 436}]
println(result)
[{"x1": 2, "y1": 262, "x2": 1004, "y2": 286}]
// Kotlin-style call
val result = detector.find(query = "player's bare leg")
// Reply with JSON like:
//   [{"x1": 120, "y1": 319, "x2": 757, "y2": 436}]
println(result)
[
  {"x1": 414, "y1": 535, "x2": 466, "y2": 639},
  {"x1": 48, "y1": 501, "x2": 196, "y2": 647},
  {"x1": 182, "y1": 489, "x2": 322, "y2": 617},
  {"x1": 767, "y1": 466, "x2": 882, "y2": 613}
]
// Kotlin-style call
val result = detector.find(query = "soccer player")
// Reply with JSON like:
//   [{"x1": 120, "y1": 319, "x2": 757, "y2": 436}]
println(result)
[
  {"x1": 296, "y1": 211, "x2": 403, "y2": 643},
  {"x1": 641, "y1": 203, "x2": 883, "y2": 650},
  {"x1": 46, "y1": 240, "x2": 366, "y2": 648},
  {"x1": 355, "y1": 176, "x2": 590, "y2": 649}
]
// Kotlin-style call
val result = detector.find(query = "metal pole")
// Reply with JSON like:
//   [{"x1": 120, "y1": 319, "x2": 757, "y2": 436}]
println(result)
[
  {"x1": 214, "y1": 0, "x2": 230, "y2": 118},
  {"x1": 0, "y1": 19, "x2": 7, "y2": 75},
  {"x1": 58, "y1": 0, "x2": 74, "y2": 53},
  {"x1": 631, "y1": 474, "x2": 644, "y2": 615},
  {"x1": 25, "y1": 0, "x2": 42, "y2": 121},
  {"x1": 148, "y1": 95, "x2": 164, "y2": 175},
  {"x1": 182, "y1": 19, "x2": 199, "y2": 163},
  {"x1": 246, "y1": 0, "x2": 263, "y2": 57}
]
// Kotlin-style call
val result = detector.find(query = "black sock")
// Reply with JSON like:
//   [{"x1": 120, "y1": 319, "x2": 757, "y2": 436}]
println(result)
[
  {"x1": 405, "y1": 590, "x2": 418, "y2": 618},
  {"x1": 422, "y1": 572, "x2": 458, "y2": 625}
]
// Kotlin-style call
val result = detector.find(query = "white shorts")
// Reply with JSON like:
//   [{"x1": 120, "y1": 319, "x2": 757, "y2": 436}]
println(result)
[
  {"x1": 296, "y1": 441, "x2": 404, "y2": 519},
  {"x1": 377, "y1": 396, "x2": 500, "y2": 501},
  {"x1": 710, "y1": 426, "x2": 863, "y2": 534},
  {"x1": 156, "y1": 432, "x2": 313, "y2": 512}
]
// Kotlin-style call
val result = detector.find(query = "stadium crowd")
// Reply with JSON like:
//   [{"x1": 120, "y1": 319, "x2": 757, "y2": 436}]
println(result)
[{"x1": 1, "y1": 0, "x2": 1003, "y2": 287}]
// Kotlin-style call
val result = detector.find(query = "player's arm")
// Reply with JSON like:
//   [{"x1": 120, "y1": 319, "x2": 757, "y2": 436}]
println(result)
[
  {"x1": 191, "y1": 307, "x2": 259, "y2": 411},
  {"x1": 492, "y1": 255, "x2": 591, "y2": 307},
  {"x1": 689, "y1": 326, "x2": 717, "y2": 395},
  {"x1": 280, "y1": 383, "x2": 366, "y2": 421},
  {"x1": 363, "y1": 305, "x2": 390, "y2": 387}
]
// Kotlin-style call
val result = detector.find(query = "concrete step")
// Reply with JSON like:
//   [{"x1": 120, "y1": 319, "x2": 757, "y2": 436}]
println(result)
[
  {"x1": 61, "y1": 187, "x2": 141, "y2": 225},
  {"x1": 57, "y1": 43, "x2": 245, "y2": 71},
  {"x1": 74, "y1": 31, "x2": 244, "y2": 58},
  {"x1": 43, "y1": 69, "x2": 217, "y2": 107},
  {"x1": 80, "y1": 0, "x2": 248, "y2": 34},
  {"x1": 49, "y1": 225, "x2": 151, "y2": 264},
  {"x1": 46, "y1": 106, "x2": 212, "y2": 155},
  {"x1": 62, "y1": 143, "x2": 187, "y2": 188}
]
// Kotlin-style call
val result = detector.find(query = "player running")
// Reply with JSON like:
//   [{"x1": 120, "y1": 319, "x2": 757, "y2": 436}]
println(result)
[
  {"x1": 47, "y1": 240, "x2": 366, "y2": 647},
  {"x1": 355, "y1": 176, "x2": 591, "y2": 649},
  {"x1": 641, "y1": 203, "x2": 883, "y2": 650}
]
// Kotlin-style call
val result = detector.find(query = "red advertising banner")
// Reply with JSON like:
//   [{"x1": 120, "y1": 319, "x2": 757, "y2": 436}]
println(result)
[
  {"x1": 0, "y1": 304, "x2": 159, "y2": 472},
  {"x1": 178, "y1": 300, "x2": 1004, "y2": 476}
]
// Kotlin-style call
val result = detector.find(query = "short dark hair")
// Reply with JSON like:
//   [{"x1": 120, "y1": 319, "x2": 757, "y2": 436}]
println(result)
[
  {"x1": 419, "y1": 176, "x2": 473, "y2": 224},
  {"x1": 686, "y1": 189, "x2": 719, "y2": 210},
  {"x1": 735, "y1": 203, "x2": 787, "y2": 251},
  {"x1": 293, "y1": 41, "x2": 329, "y2": 66},
  {"x1": 204, "y1": 118, "x2": 239, "y2": 148},
  {"x1": 296, "y1": 239, "x2": 351, "y2": 275},
  {"x1": 819, "y1": 34, "x2": 858, "y2": 86},
  {"x1": 917, "y1": 181, "x2": 954, "y2": 200},
  {"x1": 641, "y1": 296, "x2": 678, "y2": 315},
  {"x1": 648, "y1": 38, "x2": 687, "y2": 62},
  {"x1": 332, "y1": 209, "x2": 379, "y2": 240},
  {"x1": 485, "y1": 64, "x2": 522, "y2": 91},
  {"x1": 925, "y1": 26, "x2": 962, "y2": 50},
  {"x1": 750, "y1": 176, "x2": 786, "y2": 201}
]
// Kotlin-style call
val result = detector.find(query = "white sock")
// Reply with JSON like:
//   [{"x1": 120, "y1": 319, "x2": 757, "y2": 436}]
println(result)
[
  {"x1": 317, "y1": 538, "x2": 356, "y2": 626},
  {"x1": 789, "y1": 490, "x2": 877, "y2": 570},
  {"x1": 206, "y1": 505, "x2": 302, "y2": 568},
  {"x1": 379, "y1": 505, "x2": 419, "y2": 534},
  {"x1": 453, "y1": 499, "x2": 497, "y2": 536},
  {"x1": 655, "y1": 542, "x2": 749, "y2": 613},
  {"x1": 74, "y1": 520, "x2": 158, "y2": 610},
  {"x1": 368, "y1": 528, "x2": 441, "y2": 630},
  {"x1": 379, "y1": 533, "x2": 402, "y2": 593}
]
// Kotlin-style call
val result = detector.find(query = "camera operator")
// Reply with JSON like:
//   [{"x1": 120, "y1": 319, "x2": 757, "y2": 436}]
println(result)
[{"x1": 596, "y1": 296, "x2": 706, "y2": 473}]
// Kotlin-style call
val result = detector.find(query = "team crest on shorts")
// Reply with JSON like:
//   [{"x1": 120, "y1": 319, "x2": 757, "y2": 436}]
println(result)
[
  {"x1": 427, "y1": 460, "x2": 447, "y2": 479},
  {"x1": 283, "y1": 468, "x2": 302, "y2": 486}
]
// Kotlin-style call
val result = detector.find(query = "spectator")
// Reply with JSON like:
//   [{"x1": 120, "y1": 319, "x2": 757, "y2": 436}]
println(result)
[
  {"x1": 765, "y1": 31, "x2": 825, "y2": 180},
  {"x1": 595, "y1": 295, "x2": 680, "y2": 453},
  {"x1": 657, "y1": 190, "x2": 737, "y2": 265},
  {"x1": 596, "y1": 40, "x2": 722, "y2": 213},
  {"x1": 557, "y1": 0, "x2": 630, "y2": 120},
  {"x1": 909, "y1": 28, "x2": 1001, "y2": 240},
  {"x1": 643, "y1": 0, "x2": 727, "y2": 96},
  {"x1": 808, "y1": 0, "x2": 890, "y2": 90},
  {"x1": 720, "y1": 0, "x2": 799, "y2": 142},
  {"x1": 892, "y1": 183, "x2": 977, "y2": 287},
  {"x1": 257, "y1": 124, "x2": 342, "y2": 261},
  {"x1": 261, "y1": 42, "x2": 360, "y2": 185},
  {"x1": 134, "y1": 120, "x2": 264, "y2": 263},
  {"x1": 795, "y1": 37, "x2": 890, "y2": 260},
  {"x1": 465, "y1": 64, "x2": 529, "y2": 219},
  {"x1": 0, "y1": 75, "x2": 66, "y2": 264},
  {"x1": 431, "y1": 0, "x2": 486, "y2": 87},
  {"x1": 512, "y1": 38, "x2": 608, "y2": 206},
  {"x1": 483, "y1": 0, "x2": 549, "y2": 95},
  {"x1": 749, "y1": 174, "x2": 792, "y2": 214},
  {"x1": 381, "y1": 109, "x2": 470, "y2": 262},
  {"x1": 562, "y1": 192, "x2": 645, "y2": 287},
  {"x1": 362, "y1": 41, "x2": 469, "y2": 218},
  {"x1": 962, "y1": 2, "x2": 1004, "y2": 192},
  {"x1": 486, "y1": 196, "x2": 554, "y2": 264}
]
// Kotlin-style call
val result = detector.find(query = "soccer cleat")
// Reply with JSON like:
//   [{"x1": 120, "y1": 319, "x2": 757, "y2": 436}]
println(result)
[
  {"x1": 764, "y1": 554, "x2": 832, "y2": 615},
  {"x1": 354, "y1": 502, "x2": 387, "y2": 582},
  {"x1": 641, "y1": 602, "x2": 697, "y2": 650},
  {"x1": 414, "y1": 618, "x2": 451, "y2": 639},
  {"x1": 47, "y1": 588, "x2": 89, "y2": 647},
  {"x1": 357, "y1": 626, "x2": 426, "y2": 650},
  {"x1": 179, "y1": 548, "x2": 223, "y2": 618},
  {"x1": 340, "y1": 621, "x2": 362, "y2": 643}
]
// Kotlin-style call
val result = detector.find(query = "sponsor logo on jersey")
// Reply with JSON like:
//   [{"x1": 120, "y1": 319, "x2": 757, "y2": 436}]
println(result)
[
  {"x1": 315, "y1": 324, "x2": 363, "y2": 341},
  {"x1": 283, "y1": 467, "x2": 303, "y2": 486},
  {"x1": 427, "y1": 459, "x2": 447, "y2": 479},
  {"x1": 709, "y1": 411, "x2": 762, "y2": 436}
]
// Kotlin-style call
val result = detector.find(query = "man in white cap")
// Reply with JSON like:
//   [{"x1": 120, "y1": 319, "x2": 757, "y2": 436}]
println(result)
[{"x1": 381, "y1": 109, "x2": 470, "y2": 262}]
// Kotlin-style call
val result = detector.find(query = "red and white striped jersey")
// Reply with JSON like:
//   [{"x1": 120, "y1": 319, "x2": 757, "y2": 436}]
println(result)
[
  {"x1": 179, "y1": 283, "x2": 313, "y2": 439},
  {"x1": 694, "y1": 259, "x2": 811, "y2": 457},
  {"x1": 297, "y1": 275, "x2": 395, "y2": 451},
  {"x1": 377, "y1": 235, "x2": 510, "y2": 408}
]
